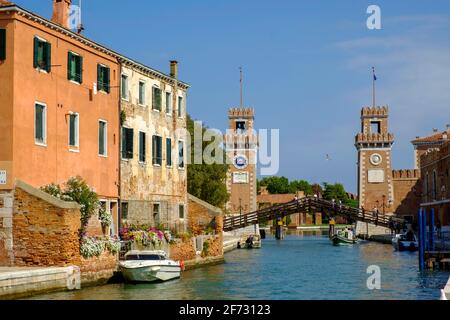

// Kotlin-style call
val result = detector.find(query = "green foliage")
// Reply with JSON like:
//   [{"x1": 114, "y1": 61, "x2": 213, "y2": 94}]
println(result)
[
  {"x1": 289, "y1": 180, "x2": 313, "y2": 195},
  {"x1": 63, "y1": 176, "x2": 99, "y2": 229},
  {"x1": 41, "y1": 176, "x2": 99, "y2": 234},
  {"x1": 187, "y1": 115, "x2": 229, "y2": 208},
  {"x1": 202, "y1": 240, "x2": 210, "y2": 257},
  {"x1": 259, "y1": 176, "x2": 291, "y2": 194},
  {"x1": 98, "y1": 206, "x2": 112, "y2": 228},
  {"x1": 259, "y1": 176, "x2": 313, "y2": 195},
  {"x1": 120, "y1": 109, "x2": 127, "y2": 126},
  {"x1": 322, "y1": 182, "x2": 358, "y2": 208},
  {"x1": 40, "y1": 183, "x2": 63, "y2": 198}
]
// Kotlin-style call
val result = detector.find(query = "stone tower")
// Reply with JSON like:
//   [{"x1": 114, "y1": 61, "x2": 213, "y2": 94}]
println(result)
[
  {"x1": 225, "y1": 107, "x2": 257, "y2": 215},
  {"x1": 355, "y1": 106, "x2": 395, "y2": 213}
]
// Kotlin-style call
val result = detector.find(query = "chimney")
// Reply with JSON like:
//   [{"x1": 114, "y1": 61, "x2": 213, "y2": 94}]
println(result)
[
  {"x1": 52, "y1": 0, "x2": 72, "y2": 29},
  {"x1": 170, "y1": 60, "x2": 178, "y2": 78}
]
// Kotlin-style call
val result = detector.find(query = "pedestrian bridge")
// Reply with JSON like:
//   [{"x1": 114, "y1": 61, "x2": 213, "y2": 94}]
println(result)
[{"x1": 223, "y1": 196, "x2": 397, "y2": 232}]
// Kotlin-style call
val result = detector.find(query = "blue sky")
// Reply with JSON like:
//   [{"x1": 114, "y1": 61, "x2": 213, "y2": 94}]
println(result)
[{"x1": 15, "y1": 0, "x2": 450, "y2": 192}]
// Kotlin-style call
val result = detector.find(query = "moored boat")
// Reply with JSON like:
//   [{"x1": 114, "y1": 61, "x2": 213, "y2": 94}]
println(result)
[
  {"x1": 392, "y1": 231, "x2": 418, "y2": 252},
  {"x1": 119, "y1": 250, "x2": 182, "y2": 283},
  {"x1": 331, "y1": 233, "x2": 358, "y2": 245}
]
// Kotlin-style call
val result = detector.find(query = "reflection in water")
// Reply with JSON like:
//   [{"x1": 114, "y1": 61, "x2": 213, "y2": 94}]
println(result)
[{"x1": 27, "y1": 231, "x2": 449, "y2": 300}]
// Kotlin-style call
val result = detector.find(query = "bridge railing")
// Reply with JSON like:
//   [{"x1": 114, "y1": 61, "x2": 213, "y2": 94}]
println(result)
[{"x1": 223, "y1": 197, "x2": 398, "y2": 232}]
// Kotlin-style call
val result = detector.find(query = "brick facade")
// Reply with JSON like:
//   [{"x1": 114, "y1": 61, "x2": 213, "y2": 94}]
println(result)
[
  {"x1": 420, "y1": 141, "x2": 450, "y2": 225},
  {"x1": 169, "y1": 194, "x2": 224, "y2": 262},
  {"x1": 12, "y1": 186, "x2": 81, "y2": 267}
]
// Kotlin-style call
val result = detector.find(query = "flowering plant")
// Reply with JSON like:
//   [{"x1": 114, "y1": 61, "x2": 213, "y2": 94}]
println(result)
[
  {"x1": 80, "y1": 236, "x2": 121, "y2": 258},
  {"x1": 120, "y1": 225, "x2": 167, "y2": 248},
  {"x1": 98, "y1": 206, "x2": 112, "y2": 228}
]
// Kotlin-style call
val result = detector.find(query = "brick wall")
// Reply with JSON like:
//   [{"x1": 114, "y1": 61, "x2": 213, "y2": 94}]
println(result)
[
  {"x1": 169, "y1": 238, "x2": 196, "y2": 261},
  {"x1": 392, "y1": 177, "x2": 421, "y2": 217},
  {"x1": 0, "y1": 191, "x2": 13, "y2": 266},
  {"x1": 80, "y1": 251, "x2": 117, "y2": 285},
  {"x1": 12, "y1": 185, "x2": 81, "y2": 267}
]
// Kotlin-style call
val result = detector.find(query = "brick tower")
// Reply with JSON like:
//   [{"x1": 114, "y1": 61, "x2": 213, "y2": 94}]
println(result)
[
  {"x1": 225, "y1": 107, "x2": 257, "y2": 215},
  {"x1": 355, "y1": 106, "x2": 395, "y2": 213}
]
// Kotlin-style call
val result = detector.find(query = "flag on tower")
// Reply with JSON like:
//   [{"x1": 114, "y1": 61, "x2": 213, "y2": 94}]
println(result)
[{"x1": 373, "y1": 67, "x2": 377, "y2": 81}]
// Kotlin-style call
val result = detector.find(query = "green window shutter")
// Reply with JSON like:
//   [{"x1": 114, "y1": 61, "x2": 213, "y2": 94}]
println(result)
[
  {"x1": 67, "y1": 52, "x2": 73, "y2": 80},
  {"x1": 45, "y1": 42, "x2": 51, "y2": 72},
  {"x1": 99, "y1": 122, "x2": 105, "y2": 155},
  {"x1": 105, "y1": 67, "x2": 110, "y2": 93},
  {"x1": 78, "y1": 55, "x2": 83, "y2": 84},
  {"x1": 152, "y1": 88, "x2": 156, "y2": 110},
  {"x1": 69, "y1": 115, "x2": 76, "y2": 146},
  {"x1": 0, "y1": 29, "x2": 6, "y2": 60},
  {"x1": 35, "y1": 104, "x2": 44, "y2": 143},
  {"x1": 139, "y1": 132, "x2": 146, "y2": 162},
  {"x1": 166, "y1": 138, "x2": 172, "y2": 166},
  {"x1": 97, "y1": 64, "x2": 102, "y2": 90},
  {"x1": 157, "y1": 89, "x2": 162, "y2": 110},
  {"x1": 33, "y1": 37, "x2": 39, "y2": 68},
  {"x1": 152, "y1": 135, "x2": 156, "y2": 164},
  {"x1": 121, "y1": 127, "x2": 127, "y2": 158},
  {"x1": 157, "y1": 136, "x2": 162, "y2": 165},
  {"x1": 126, "y1": 128, "x2": 133, "y2": 158}
]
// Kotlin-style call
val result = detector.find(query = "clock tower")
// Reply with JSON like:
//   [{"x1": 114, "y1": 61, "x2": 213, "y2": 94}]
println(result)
[
  {"x1": 355, "y1": 106, "x2": 395, "y2": 213},
  {"x1": 225, "y1": 107, "x2": 257, "y2": 215}
]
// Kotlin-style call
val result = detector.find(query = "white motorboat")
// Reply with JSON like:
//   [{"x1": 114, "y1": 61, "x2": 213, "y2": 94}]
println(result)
[
  {"x1": 119, "y1": 250, "x2": 182, "y2": 283},
  {"x1": 392, "y1": 231, "x2": 418, "y2": 252}
]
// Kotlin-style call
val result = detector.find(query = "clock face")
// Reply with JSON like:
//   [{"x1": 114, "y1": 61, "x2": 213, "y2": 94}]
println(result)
[
  {"x1": 370, "y1": 153, "x2": 383, "y2": 166},
  {"x1": 233, "y1": 155, "x2": 248, "y2": 170}
]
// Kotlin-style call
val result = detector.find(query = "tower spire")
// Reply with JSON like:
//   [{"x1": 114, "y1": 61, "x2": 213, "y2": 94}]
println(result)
[
  {"x1": 239, "y1": 66, "x2": 243, "y2": 108},
  {"x1": 372, "y1": 66, "x2": 377, "y2": 108}
]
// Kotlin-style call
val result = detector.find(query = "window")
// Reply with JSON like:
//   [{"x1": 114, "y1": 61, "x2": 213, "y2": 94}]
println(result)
[
  {"x1": 99, "y1": 120, "x2": 107, "y2": 156},
  {"x1": 139, "y1": 131, "x2": 146, "y2": 163},
  {"x1": 121, "y1": 74, "x2": 128, "y2": 100},
  {"x1": 152, "y1": 135, "x2": 162, "y2": 165},
  {"x1": 236, "y1": 121, "x2": 246, "y2": 132},
  {"x1": 97, "y1": 64, "x2": 110, "y2": 93},
  {"x1": 178, "y1": 96, "x2": 183, "y2": 117},
  {"x1": 179, "y1": 204, "x2": 185, "y2": 219},
  {"x1": 178, "y1": 140, "x2": 184, "y2": 168},
  {"x1": 153, "y1": 203, "x2": 160, "y2": 225},
  {"x1": 0, "y1": 29, "x2": 6, "y2": 60},
  {"x1": 139, "y1": 81, "x2": 146, "y2": 105},
  {"x1": 370, "y1": 121, "x2": 381, "y2": 134},
  {"x1": 152, "y1": 87, "x2": 162, "y2": 111},
  {"x1": 166, "y1": 138, "x2": 172, "y2": 167},
  {"x1": 121, "y1": 202, "x2": 128, "y2": 220},
  {"x1": 33, "y1": 37, "x2": 51, "y2": 72},
  {"x1": 35, "y1": 103, "x2": 46, "y2": 145},
  {"x1": 67, "y1": 52, "x2": 83, "y2": 83},
  {"x1": 166, "y1": 92, "x2": 172, "y2": 114},
  {"x1": 68, "y1": 113, "x2": 79, "y2": 148},
  {"x1": 122, "y1": 127, "x2": 134, "y2": 159}
]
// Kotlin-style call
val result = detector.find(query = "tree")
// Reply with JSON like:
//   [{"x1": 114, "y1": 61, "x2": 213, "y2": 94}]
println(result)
[
  {"x1": 186, "y1": 115, "x2": 229, "y2": 209},
  {"x1": 259, "y1": 176, "x2": 291, "y2": 194},
  {"x1": 322, "y1": 182, "x2": 358, "y2": 208},
  {"x1": 289, "y1": 180, "x2": 313, "y2": 195}
]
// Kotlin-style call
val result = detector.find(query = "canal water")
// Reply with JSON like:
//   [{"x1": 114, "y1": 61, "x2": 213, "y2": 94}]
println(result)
[{"x1": 28, "y1": 231, "x2": 449, "y2": 300}]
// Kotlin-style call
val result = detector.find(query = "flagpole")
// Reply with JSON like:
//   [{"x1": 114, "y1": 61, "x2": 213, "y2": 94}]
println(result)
[
  {"x1": 240, "y1": 66, "x2": 243, "y2": 108},
  {"x1": 372, "y1": 67, "x2": 376, "y2": 108}
]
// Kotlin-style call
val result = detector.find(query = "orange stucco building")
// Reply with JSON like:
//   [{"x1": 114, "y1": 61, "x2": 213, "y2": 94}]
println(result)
[{"x1": 0, "y1": 1, "x2": 120, "y2": 229}]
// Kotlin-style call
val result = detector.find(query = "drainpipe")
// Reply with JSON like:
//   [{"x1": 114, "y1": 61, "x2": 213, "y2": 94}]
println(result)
[{"x1": 118, "y1": 62, "x2": 122, "y2": 235}]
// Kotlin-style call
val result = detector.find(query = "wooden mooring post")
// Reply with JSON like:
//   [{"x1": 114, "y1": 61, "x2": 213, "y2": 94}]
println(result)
[{"x1": 275, "y1": 217, "x2": 283, "y2": 240}]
